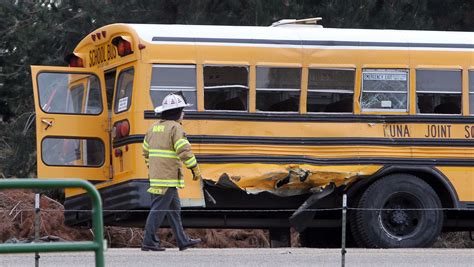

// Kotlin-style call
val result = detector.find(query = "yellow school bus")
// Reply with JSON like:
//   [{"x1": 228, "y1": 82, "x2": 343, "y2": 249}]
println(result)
[{"x1": 31, "y1": 19, "x2": 474, "y2": 248}]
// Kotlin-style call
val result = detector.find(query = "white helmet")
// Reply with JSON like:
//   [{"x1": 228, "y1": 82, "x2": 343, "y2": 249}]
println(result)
[{"x1": 154, "y1": 93, "x2": 192, "y2": 113}]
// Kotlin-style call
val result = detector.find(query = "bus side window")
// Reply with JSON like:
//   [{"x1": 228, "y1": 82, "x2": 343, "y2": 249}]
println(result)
[
  {"x1": 256, "y1": 67, "x2": 301, "y2": 112},
  {"x1": 150, "y1": 65, "x2": 197, "y2": 110},
  {"x1": 307, "y1": 68, "x2": 354, "y2": 113},
  {"x1": 360, "y1": 69, "x2": 409, "y2": 112},
  {"x1": 204, "y1": 65, "x2": 248, "y2": 111},
  {"x1": 470, "y1": 71, "x2": 474, "y2": 115},
  {"x1": 416, "y1": 70, "x2": 461, "y2": 115},
  {"x1": 114, "y1": 68, "x2": 134, "y2": 114}
]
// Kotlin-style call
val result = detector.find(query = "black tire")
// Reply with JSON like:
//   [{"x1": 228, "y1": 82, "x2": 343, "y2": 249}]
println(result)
[
  {"x1": 348, "y1": 193, "x2": 365, "y2": 247},
  {"x1": 354, "y1": 174, "x2": 443, "y2": 248}
]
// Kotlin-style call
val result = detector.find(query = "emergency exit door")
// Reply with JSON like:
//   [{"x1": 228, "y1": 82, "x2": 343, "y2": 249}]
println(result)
[{"x1": 31, "y1": 66, "x2": 110, "y2": 181}]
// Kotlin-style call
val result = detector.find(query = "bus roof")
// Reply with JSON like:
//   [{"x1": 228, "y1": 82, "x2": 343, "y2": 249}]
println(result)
[{"x1": 124, "y1": 23, "x2": 474, "y2": 50}]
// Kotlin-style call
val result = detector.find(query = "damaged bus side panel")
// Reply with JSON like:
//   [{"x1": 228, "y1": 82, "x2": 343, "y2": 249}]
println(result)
[{"x1": 200, "y1": 164, "x2": 381, "y2": 231}]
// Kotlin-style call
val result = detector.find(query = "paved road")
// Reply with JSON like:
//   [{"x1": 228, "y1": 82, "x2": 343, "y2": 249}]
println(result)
[{"x1": 1, "y1": 248, "x2": 473, "y2": 267}]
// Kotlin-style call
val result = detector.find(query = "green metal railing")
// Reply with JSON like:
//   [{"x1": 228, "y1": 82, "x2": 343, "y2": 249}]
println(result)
[{"x1": 0, "y1": 179, "x2": 105, "y2": 267}]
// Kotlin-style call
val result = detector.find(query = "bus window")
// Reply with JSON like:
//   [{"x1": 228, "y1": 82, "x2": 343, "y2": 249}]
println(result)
[
  {"x1": 256, "y1": 67, "x2": 301, "y2": 112},
  {"x1": 470, "y1": 71, "x2": 474, "y2": 115},
  {"x1": 37, "y1": 72, "x2": 102, "y2": 115},
  {"x1": 416, "y1": 70, "x2": 461, "y2": 114},
  {"x1": 361, "y1": 69, "x2": 408, "y2": 112},
  {"x1": 68, "y1": 84, "x2": 84, "y2": 113},
  {"x1": 85, "y1": 76, "x2": 102, "y2": 114},
  {"x1": 204, "y1": 66, "x2": 248, "y2": 111},
  {"x1": 150, "y1": 64, "x2": 196, "y2": 110},
  {"x1": 41, "y1": 137, "x2": 104, "y2": 166},
  {"x1": 114, "y1": 67, "x2": 134, "y2": 114},
  {"x1": 105, "y1": 70, "x2": 116, "y2": 111},
  {"x1": 307, "y1": 68, "x2": 354, "y2": 113}
]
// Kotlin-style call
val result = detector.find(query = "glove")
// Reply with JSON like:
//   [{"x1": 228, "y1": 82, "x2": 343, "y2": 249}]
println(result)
[{"x1": 191, "y1": 165, "x2": 202, "y2": 181}]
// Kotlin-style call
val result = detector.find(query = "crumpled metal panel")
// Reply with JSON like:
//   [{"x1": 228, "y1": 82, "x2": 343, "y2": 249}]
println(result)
[{"x1": 202, "y1": 164, "x2": 381, "y2": 197}]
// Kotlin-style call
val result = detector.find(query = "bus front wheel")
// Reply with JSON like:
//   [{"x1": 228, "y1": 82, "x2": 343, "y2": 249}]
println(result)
[{"x1": 353, "y1": 174, "x2": 443, "y2": 248}]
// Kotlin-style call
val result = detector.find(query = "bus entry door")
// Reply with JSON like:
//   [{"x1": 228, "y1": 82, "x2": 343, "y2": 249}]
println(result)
[{"x1": 31, "y1": 66, "x2": 111, "y2": 182}]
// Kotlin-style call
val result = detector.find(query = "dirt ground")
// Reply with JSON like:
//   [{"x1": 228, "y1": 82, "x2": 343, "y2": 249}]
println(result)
[
  {"x1": 0, "y1": 189, "x2": 272, "y2": 248},
  {"x1": 0, "y1": 190, "x2": 472, "y2": 248}
]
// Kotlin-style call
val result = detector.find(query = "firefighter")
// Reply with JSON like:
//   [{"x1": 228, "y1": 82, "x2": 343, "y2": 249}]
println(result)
[{"x1": 141, "y1": 93, "x2": 202, "y2": 251}]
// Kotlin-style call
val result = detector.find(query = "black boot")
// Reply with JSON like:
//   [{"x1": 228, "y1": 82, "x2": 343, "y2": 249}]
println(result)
[
  {"x1": 179, "y1": 238, "x2": 201, "y2": 251},
  {"x1": 141, "y1": 244, "x2": 166, "y2": 251}
]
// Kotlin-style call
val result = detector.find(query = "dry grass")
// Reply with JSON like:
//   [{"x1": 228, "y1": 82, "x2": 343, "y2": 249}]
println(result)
[{"x1": 433, "y1": 232, "x2": 474, "y2": 248}]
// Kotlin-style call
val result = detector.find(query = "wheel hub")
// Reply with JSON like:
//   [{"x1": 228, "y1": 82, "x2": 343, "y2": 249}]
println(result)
[
  {"x1": 380, "y1": 193, "x2": 423, "y2": 237},
  {"x1": 390, "y1": 210, "x2": 408, "y2": 225}
]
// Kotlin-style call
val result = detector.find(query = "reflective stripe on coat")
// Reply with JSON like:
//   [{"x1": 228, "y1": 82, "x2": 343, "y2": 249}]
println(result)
[{"x1": 142, "y1": 120, "x2": 197, "y2": 192}]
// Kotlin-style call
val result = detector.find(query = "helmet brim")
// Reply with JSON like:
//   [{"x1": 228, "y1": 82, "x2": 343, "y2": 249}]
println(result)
[{"x1": 154, "y1": 103, "x2": 193, "y2": 113}]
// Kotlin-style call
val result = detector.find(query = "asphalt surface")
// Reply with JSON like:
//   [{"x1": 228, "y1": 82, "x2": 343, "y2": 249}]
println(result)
[{"x1": 1, "y1": 248, "x2": 473, "y2": 267}]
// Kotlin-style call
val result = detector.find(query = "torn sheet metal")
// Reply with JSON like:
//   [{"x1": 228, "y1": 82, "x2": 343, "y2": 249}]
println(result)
[
  {"x1": 202, "y1": 164, "x2": 381, "y2": 197},
  {"x1": 289, "y1": 183, "x2": 336, "y2": 232}
]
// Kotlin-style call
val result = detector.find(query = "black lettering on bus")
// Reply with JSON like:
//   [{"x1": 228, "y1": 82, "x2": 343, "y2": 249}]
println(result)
[
  {"x1": 107, "y1": 43, "x2": 116, "y2": 61},
  {"x1": 88, "y1": 43, "x2": 116, "y2": 67},
  {"x1": 425, "y1": 124, "x2": 451, "y2": 138},
  {"x1": 465, "y1": 125, "x2": 474, "y2": 138},
  {"x1": 94, "y1": 48, "x2": 99, "y2": 66},
  {"x1": 89, "y1": 50, "x2": 94, "y2": 67},
  {"x1": 384, "y1": 124, "x2": 410, "y2": 138},
  {"x1": 97, "y1": 47, "x2": 100, "y2": 64},
  {"x1": 99, "y1": 47, "x2": 103, "y2": 63},
  {"x1": 102, "y1": 46, "x2": 106, "y2": 63}
]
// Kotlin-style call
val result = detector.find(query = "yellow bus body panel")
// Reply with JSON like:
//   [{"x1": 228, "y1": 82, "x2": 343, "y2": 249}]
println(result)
[{"x1": 36, "y1": 24, "x2": 474, "y2": 205}]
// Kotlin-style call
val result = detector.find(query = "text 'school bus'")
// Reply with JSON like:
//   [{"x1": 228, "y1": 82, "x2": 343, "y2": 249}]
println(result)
[{"x1": 31, "y1": 18, "x2": 474, "y2": 248}]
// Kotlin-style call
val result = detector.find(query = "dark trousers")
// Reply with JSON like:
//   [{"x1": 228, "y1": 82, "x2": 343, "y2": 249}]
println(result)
[{"x1": 142, "y1": 187, "x2": 189, "y2": 247}]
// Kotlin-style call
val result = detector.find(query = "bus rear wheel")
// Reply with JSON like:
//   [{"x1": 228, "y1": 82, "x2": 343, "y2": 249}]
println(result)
[{"x1": 352, "y1": 174, "x2": 443, "y2": 248}]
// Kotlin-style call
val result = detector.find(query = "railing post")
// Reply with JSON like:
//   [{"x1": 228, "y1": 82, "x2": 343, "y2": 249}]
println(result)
[
  {"x1": 0, "y1": 179, "x2": 105, "y2": 267},
  {"x1": 88, "y1": 180, "x2": 105, "y2": 267},
  {"x1": 35, "y1": 193, "x2": 41, "y2": 267},
  {"x1": 341, "y1": 194, "x2": 347, "y2": 267}
]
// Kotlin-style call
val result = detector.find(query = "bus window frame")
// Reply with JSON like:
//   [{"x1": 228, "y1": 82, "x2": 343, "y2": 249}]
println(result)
[
  {"x1": 255, "y1": 65, "x2": 302, "y2": 113},
  {"x1": 360, "y1": 68, "x2": 410, "y2": 113},
  {"x1": 415, "y1": 68, "x2": 463, "y2": 116},
  {"x1": 83, "y1": 74, "x2": 104, "y2": 115},
  {"x1": 68, "y1": 83, "x2": 85, "y2": 114},
  {"x1": 104, "y1": 69, "x2": 117, "y2": 112},
  {"x1": 40, "y1": 136, "x2": 105, "y2": 168},
  {"x1": 149, "y1": 64, "x2": 198, "y2": 111},
  {"x1": 36, "y1": 71, "x2": 105, "y2": 116},
  {"x1": 114, "y1": 66, "x2": 135, "y2": 114},
  {"x1": 469, "y1": 69, "x2": 474, "y2": 115},
  {"x1": 203, "y1": 64, "x2": 250, "y2": 112},
  {"x1": 306, "y1": 67, "x2": 356, "y2": 114}
]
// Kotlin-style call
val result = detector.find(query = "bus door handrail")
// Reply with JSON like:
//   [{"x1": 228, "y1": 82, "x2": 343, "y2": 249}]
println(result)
[{"x1": 0, "y1": 179, "x2": 105, "y2": 267}]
